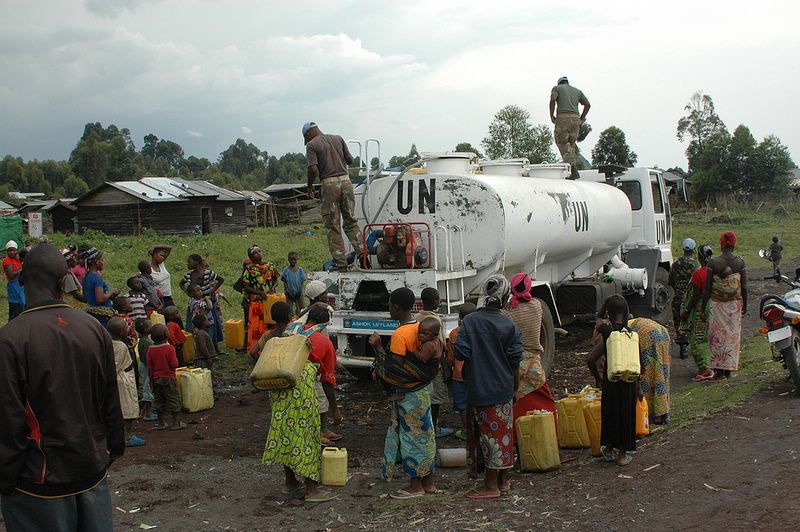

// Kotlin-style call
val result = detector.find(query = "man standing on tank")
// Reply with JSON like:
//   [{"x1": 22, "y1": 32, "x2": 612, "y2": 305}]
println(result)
[
  {"x1": 304, "y1": 122, "x2": 364, "y2": 271},
  {"x1": 549, "y1": 76, "x2": 590, "y2": 180}
]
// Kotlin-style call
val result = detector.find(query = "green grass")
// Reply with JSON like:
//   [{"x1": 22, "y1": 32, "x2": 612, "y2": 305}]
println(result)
[{"x1": 672, "y1": 202, "x2": 800, "y2": 266}]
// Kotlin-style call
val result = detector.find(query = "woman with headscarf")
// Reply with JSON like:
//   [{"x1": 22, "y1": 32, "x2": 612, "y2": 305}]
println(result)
[
  {"x1": 3, "y1": 240, "x2": 25, "y2": 320},
  {"x1": 587, "y1": 295, "x2": 638, "y2": 466},
  {"x1": 83, "y1": 247, "x2": 121, "y2": 324},
  {"x1": 180, "y1": 254, "x2": 225, "y2": 348},
  {"x1": 454, "y1": 274, "x2": 523, "y2": 498},
  {"x1": 149, "y1": 245, "x2": 176, "y2": 310},
  {"x1": 702, "y1": 231, "x2": 747, "y2": 382},
  {"x1": 502, "y1": 273, "x2": 557, "y2": 442},
  {"x1": 626, "y1": 317, "x2": 671, "y2": 425},
  {"x1": 680, "y1": 244, "x2": 714, "y2": 381},
  {"x1": 240, "y1": 245, "x2": 279, "y2": 354}
]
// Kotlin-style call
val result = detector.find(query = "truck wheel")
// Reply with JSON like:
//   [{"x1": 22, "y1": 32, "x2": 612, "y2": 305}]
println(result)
[
  {"x1": 630, "y1": 267, "x2": 673, "y2": 325},
  {"x1": 538, "y1": 298, "x2": 556, "y2": 378},
  {"x1": 781, "y1": 329, "x2": 800, "y2": 394}
]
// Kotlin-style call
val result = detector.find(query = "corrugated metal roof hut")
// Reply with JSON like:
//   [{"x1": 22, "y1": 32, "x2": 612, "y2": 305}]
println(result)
[
  {"x1": 262, "y1": 183, "x2": 321, "y2": 226},
  {"x1": 72, "y1": 178, "x2": 247, "y2": 236}
]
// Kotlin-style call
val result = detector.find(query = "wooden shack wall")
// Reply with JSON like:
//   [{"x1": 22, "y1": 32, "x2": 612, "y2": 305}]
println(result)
[
  {"x1": 75, "y1": 189, "x2": 246, "y2": 236},
  {"x1": 51, "y1": 206, "x2": 76, "y2": 233}
]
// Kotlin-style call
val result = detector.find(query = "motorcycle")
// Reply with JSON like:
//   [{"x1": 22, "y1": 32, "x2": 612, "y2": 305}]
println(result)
[{"x1": 759, "y1": 269, "x2": 800, "y2": 391}]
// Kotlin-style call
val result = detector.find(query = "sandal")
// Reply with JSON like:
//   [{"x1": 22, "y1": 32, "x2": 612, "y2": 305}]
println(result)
[
  {"x1": 171, "y1": 421, "x2": 188, "y2": 431},
  {"x1": 389, "y1": 489, "x2": 424, "y2": 499},
  {"x1": 692, "y1": 371, "x2": 714, "y2": 382},
  {"x1": 323, "y1": 431, "x2": 342, "y2": 442},
  {"x1": 305, "y1": 490, "x2": 338, "y2": 503},
  {"x1": 617, "y1": 454, "x2": 633, "y2": 466},
  {"x1": 600, "y1": 446, "x2": 616, "y2": 462},
  {"x1": 321, "y1": 436, "x2": 333, "y2": 446}
]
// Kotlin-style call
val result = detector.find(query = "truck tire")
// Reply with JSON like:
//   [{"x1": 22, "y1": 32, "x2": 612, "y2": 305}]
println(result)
[
  {"x1": 630, "y1": 266, "x2": 673, "y2": 325},
  {"x1": 781, "y1": 329, "x2": 800, "y2": 394},
  {"x1": 347, "y1": 367, "x2": 374, "y2": 381},
  {"x1": 538, "y1": 298, "x2": 556, "y2": 378}
]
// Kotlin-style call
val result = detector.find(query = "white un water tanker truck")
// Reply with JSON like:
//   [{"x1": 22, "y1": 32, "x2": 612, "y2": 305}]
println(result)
[{"x1": 311, "y1": 148, "x2": 673, "y2": 377}]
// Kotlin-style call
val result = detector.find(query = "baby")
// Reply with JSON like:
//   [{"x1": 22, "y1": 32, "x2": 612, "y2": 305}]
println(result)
[{"x1": 382, "y1": 317, "x2": 445, "y2": 402}]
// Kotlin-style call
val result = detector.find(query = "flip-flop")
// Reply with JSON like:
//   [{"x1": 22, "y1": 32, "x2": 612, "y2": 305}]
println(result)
[
  {"x1": 305, "y1": 490, "x2": 337, "y2": 503},
  {"x1": 617, "y1": 454, "x2": 633, "y2": 466},
  {"x1": 281, "y1": 485, "x2": 306, "y2": 495},
  {"x1": 171, "y1": 421, "x2": 188, "y2": 431},
  {"x1": 321, "y1": 437, "x2": 333, "y2": 446},
  {"x1": 709, "y1": 376, "x2": 728, "y2": 383},
  {"x1": 389, "y1": 489, "x2": 424, "y2": 499},
  {"x1": 154, "y1": 423, "x2": 169, "y2": 431},
  {"x1": 125, "y1": 435, "x2": 147, "y2": 447},
  {"x1": 692, "y1": 372, "x2": 714, "y2": 382},
  {"x1": 499, "y1": 482, "x2": 511, "y2": 493},
  {"x1": 600, "y1": 446, "x2": 616, "y2": 462},
  {"x1": 454, "y1": 430, "x2": 467, "y2": 440},
  {"x1": 436, "y1": 427, "x2": 453, "y2": 438},
  {"x1": 143, "y1": 412, "x2": 159, "y2": 421},
  {"x1": 466, "y1": 490, "x2": 502, "y2": 499},
  {"x1": 324, "y1": 431, "x2": 342, "y2": 442}
]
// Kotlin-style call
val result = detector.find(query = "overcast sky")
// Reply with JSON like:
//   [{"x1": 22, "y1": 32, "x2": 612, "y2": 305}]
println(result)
[{"x1": 1, "y1": 0, "x2": 797, "y2": 170}]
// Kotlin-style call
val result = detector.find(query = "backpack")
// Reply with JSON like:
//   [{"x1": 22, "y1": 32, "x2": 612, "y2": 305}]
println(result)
[{"x1": 606, "y1": 328, "x2": 640, "y2": 382}]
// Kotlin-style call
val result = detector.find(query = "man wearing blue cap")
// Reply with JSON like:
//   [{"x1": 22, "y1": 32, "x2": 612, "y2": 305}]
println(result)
[
  {"x1": 669, "y1": 238, "x2": 700, "y2": 358},
  {"x1": 549, "y1": 77, "x2": 590, "y2": 180},
  {"x1": 303, "y1": 122, "x2": 364, "y2": 271}
]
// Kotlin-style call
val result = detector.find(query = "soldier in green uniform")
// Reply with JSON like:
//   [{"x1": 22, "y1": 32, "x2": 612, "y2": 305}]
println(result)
[
  {"x1": 669, "y1": 238, "x2": 700, "y2": 358},
  {"x1": 549, "y1": 76, "x2": 590, "y2": 180}
]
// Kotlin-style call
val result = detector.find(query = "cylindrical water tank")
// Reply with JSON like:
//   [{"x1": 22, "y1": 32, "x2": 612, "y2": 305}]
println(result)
[{"x1": 358, "y1": 165, "x2": 632, "y2": 289}]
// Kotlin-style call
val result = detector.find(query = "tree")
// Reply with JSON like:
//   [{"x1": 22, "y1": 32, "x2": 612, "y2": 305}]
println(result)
[
  {"x1": 218, "y1": 139, "x2": 268, "y2": 179},
  {"x1": 743, "y1": 135, "x2": 794, "y2": 195},
  {"x1": 481, "y1": 105, "x2": 556, "y2": 163},
  {"x1": 677, "y1": 91, "x2": 727, "y2": 173},
  {"x1": 387, "y1": 144, "x2": 422, "y2": 169},
  {"x1": 591, "y1": 126, "x2": 638, "y2": 167},
  {"x1": 62, "y1": 175, "x2": 90, "y2": 197},
  {"x1": 454, "y1": 142, "x2": 483, "y2": 159}
]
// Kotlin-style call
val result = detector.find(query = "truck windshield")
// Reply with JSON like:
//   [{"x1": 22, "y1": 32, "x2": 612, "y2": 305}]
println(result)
[{"x1": 618, "y1": 181, "x2": 642, "y2": 210}]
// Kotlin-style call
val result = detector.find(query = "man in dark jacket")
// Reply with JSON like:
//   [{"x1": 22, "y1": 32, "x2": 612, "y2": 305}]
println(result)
[{"x1": 0, "y1": 243, "x2": 124, "y2": 531}]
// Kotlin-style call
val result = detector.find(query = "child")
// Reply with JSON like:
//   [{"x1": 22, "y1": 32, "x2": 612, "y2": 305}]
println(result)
[
  {"x1": 249, "y1": 301, "x2": 293, "y2": 361},
  {"x1": 587, "y1": 295, "x2": 638, "y2": 466},
  {"x1": 147, "y1": 323, "x2": 186, "y2": 431},
  {"x1": 135, "y1": 318, "x2": 158, "y2": 421},
  {"x1": 769, "y1": 236, "x2": 783, "y2": 275},
  {"x1": 187, "y1": 282, "x2": 215, "y2": 331},
  {"x1": 137, "y1": 260, "x2": 163, "y2": 313},
  {"x1": 125, "y1": 276, "x2": 150, "y2": 322},
  {"x1": 192, "y1": 313, "x2": 216, "y2": 370},
  {"x1": 108, "y1": 317, "x2": 146, "y2": 447},
  {"x1": 377, "y1": 318, "x2": 444, "y2": 401},
  {"x1": 415, "y1": 287, "x2": 451, "y2": 437},
  {"x1": 113, "y1": 296, "x2": 140, "y2": 390},
  {"x1": 164, "y1": 305, "x2": 187, "y2": 367},
  {"x1": 281, "y1": 251, "x2": 307, "y2": 316},
  {"x1": 446, "y1": 302, "x2": 477, "y2": 440}
]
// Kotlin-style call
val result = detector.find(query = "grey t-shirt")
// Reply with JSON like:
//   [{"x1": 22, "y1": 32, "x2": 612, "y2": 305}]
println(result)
[
  {"x1": 551, "y1": 84, "x2": 588, "y2": 115},
  {"x1": 306, "y1": 134, "x2": 352, "y2": 180}
]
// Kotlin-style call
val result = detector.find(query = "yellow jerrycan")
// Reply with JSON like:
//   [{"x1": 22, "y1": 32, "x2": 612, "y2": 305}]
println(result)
[
  {"x1": 583, "y1": 397, "x2": 603, "y2": 456},
  {"x1": 321, "y1": 447, "x2": 348, "y2": 486},
  {"x1": 556, "y1": 394, "x2": 590, "y2": 448},
  {"x1": 183, "y1": 332, "x2": 195, "y2": 364},
  {"x1": 225, "y1": 319, "x2": 245, "y2": 349},
  {"x1": 515, "y1": 410, "x2": 560, "y2": 472}
]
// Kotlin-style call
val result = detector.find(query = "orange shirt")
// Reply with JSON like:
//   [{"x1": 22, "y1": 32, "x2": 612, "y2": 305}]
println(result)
[{"x1": 390, "y1": 322, "x2": 420, "y2": 357}]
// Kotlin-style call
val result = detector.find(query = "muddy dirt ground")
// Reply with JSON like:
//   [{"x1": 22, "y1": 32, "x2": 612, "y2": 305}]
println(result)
[{"x1": 2, "y1": 264, "x2": 798, "y2": 531}]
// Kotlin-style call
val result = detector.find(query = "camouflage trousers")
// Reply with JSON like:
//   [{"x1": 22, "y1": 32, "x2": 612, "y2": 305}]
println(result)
[
  {"x1": 672, "y1": 288, "x2": 690, "y2": 344},
  {"x1": 554, "y1": 113, "x2": 580, "y2": 166},
  {"x1": 320, "y1": 175, "x2": 362, "y2": 267}
]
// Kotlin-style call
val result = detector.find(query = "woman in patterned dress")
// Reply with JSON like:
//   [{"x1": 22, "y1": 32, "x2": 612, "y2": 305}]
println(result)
[{"x1": 241, "y1": 245, "x2": 279, "y2": 354}]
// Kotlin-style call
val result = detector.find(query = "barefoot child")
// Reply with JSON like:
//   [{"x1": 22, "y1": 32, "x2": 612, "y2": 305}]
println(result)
[
  {"x1": 147, "y1": 323, "x2": 187, "y2": 431},
  {"x1": 108, "y1": 317, "x2": 146, "y2": 447},
  {"x1": 125, "y1": 276, "x2": 150, "y2": 322},
  {"x1": 187, "y1": 282, "x2": 215, "y2": 331},
  {"x1": 446, "y1": 302, "x2": 477, "y2": 440},
  {"x1": 281, "y1": 251, "x2": 307, "y2": 317},
  {"x1": 135, "y1": 318, "x2": 158, "y2": 421},
  {"x1": 192, "y1": 313, "x2": 216, "y2": 370}
]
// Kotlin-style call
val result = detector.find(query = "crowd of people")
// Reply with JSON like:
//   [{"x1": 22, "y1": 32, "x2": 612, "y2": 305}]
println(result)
[{"x1": 0, "y1": 230, "x2": 751, "y2": 526}]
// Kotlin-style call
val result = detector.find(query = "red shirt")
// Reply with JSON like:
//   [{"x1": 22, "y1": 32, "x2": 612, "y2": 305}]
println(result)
[
  {"x1": 147, "y1": 343, "x2": 178, "y2": 381},
  {"x1": 690, "y1": 267, "x2": 708, "y2": 289},
  {"x1": 167, "y1": 321, "x2": 186, "y2": 345},
  {"x1": 304, "y1": 324, "x2": 337, "y2": 385},
  {"x1": 2, "y1": 256, "x2": 21, "y2": 281}
]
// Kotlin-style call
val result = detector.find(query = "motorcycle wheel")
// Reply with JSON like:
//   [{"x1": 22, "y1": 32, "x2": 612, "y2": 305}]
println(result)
[{"x1": 781, "y1": 328, "x2": 800, "y2": 394}]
